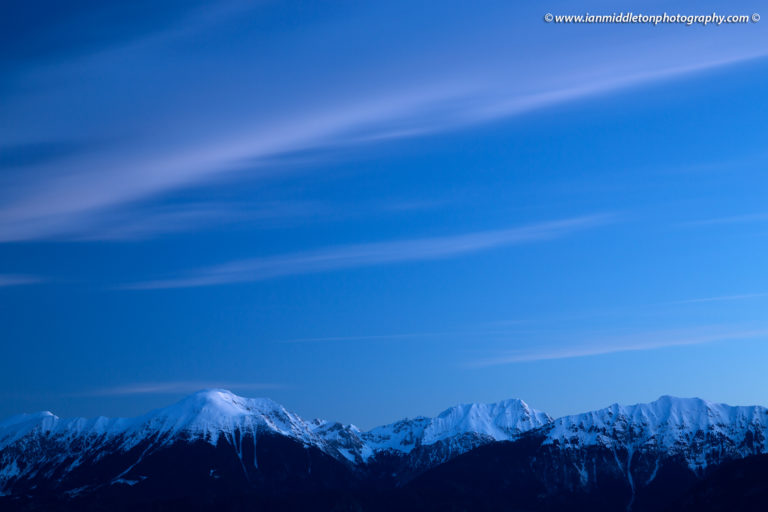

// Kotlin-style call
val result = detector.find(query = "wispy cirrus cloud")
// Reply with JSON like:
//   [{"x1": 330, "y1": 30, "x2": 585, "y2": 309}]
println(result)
[
  {"x1": 66, "y1": 200, "x2": 325, "y2": 241},
  {"x1": 75, "y1": 381, "x2": 284, "y2": 397},
  {"x1": 667, "y1": 293, "x2": 768, "y2": 305},
  {"x1": 276, "y1": 331, "x2": 467, "y2": 344},
  {"x1": 0, "y1": 274, "x2": 42, "y2": 287},
  {"x1": 0, "y1": 86, "x2": 474, "y2": 242},
  {"x1": 471, "y1": 326, "x2": 768, "y2": 367},
  {"x1": 124, "y1": 214, "x2": 611, "y2": 289},
  {"x1": 2, "y1": 34, "x2": 767, "y2": 242},
  {"x1": 678, "y1": 212, "x2": 768, "y2": 227}
]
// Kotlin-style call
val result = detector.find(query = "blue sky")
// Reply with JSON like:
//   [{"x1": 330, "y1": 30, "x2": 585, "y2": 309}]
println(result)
[{"x1": 2, "y1": 0, "x2": 768, "y2": 428}]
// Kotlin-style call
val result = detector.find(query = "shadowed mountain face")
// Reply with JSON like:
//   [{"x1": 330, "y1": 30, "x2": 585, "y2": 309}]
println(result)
[
  {"x1": 670, "y1": 453, "x2": 768, "y2": 512},
  {"x1": 393, "y1": 435, "x2": 698, "y2": 512},
  {"x1": 0, "y1": 432, "x2": 359, "y2": 512},
  {"x1": 0, "y1": 390, "x2": 553, "y2": 494},
  {"x1": 2, "y1": 390, "x2": 768, "y2": 511}
]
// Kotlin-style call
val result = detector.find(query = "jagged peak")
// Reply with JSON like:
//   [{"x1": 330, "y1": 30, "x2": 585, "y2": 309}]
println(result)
[
  {"x1": 543, "y1": 395, "x2": 768, "y2": 458},
  {"x1": 5, "y1": 391, "x2": 768, "y2": 468},
  {"x1": 362, "y1": 397, "x2": 552, "y2": 453},
  {"x1": 310, "y1": 418, "x2": 360, "y2": 431},
  {"x1": 0, "y1": 411, "x2": 63, "y2": 450},
  {"x1": 0, "y1": 411, "x2": 58, "y2": 430},
  {"x1": 435, "y1": 397, "x2": 545, "y2": 419},
  {"x1": 585, "y1": 395, "x2": 765, "y2": 421}
]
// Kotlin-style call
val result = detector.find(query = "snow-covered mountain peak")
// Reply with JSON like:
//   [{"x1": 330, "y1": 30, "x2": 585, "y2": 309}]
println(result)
[
  {"x1": 151, "y1": 389, "x2": 283, "y2": 422},
  {"x1": 586, "y1": 395, "x2": 767, "y2": 429},
  {"x1": 4, "y1": 390, "x2": 768, "y2": 495},
  {"x1": 434, "y1": 398, "x2": 548, "y2": 425},
  {"x1": 0, "y1": 411, "x2": 57, "y2": 430},
  {"x1": 132, "y1": 389, "x2": 314, "y2": 444},
  {"x1": 363, "y1": 398, "x2": 552, "y2": 453},
  {"x1": 0, "y1": 411, "x2": 60, "y2": 449},
  {"x1": 543, "y1": 395, "x2": 768, "y2": 469},
  {"x1": 425, "y1": 398, "x2": 552, "y2": 444}
]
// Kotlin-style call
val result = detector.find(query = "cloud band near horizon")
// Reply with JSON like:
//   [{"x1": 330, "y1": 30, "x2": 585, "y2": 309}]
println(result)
[
  {"x1": 471, "y1": 326, "x2": 768, "y2": 367},
  {"x1": 74, "y1": 381, "x2": 284, "y2": 397},
  {"x1": 125, "y1": 214, "x2": 612, "y2": 289}
]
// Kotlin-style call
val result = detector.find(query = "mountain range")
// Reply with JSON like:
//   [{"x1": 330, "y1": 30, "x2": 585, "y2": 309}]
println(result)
[{"x1": 2, "y1": 389, "x2": 768, "y2": 511}]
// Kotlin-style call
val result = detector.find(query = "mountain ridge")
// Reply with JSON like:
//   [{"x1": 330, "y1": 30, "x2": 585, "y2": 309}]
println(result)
[
  {"x1": 6, "y1": 390, "x2": 766, "y2": 449},
  {"x1": 5, "y1": 390, "x2": 768, "y2": 457},
  {"x1": 3, "y1": 389, "x2": 768, "y2": 510}
]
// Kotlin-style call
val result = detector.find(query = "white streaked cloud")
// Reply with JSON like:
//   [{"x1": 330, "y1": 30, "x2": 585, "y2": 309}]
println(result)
[
  {"x1": 0, "y1": 274, "x2": 42, "y2": 287},
  {"x1": 76, "y1": 381, "x2": 283, "y2": 397},
  {"x1": 125, "y1": 214, "x2": 611, "y2": 289},
  {"x1": 678, "y1": 212, "x2": 768, "y2": 227},
  {"x1": 667, "y1": 293, "x2": 768, "y2": 305},
  {"x1": 0, "y1": 86, "x2": 472, "y2": 241},
  {"x1": 471, "y1": 326, "x2": 768, "y2": 367},
  {"x1": 276, "y1": 331, "x2": 462, "y2": 344},
  {"x1": 2, "y1": 51, "x2": 766, "y2": 241},
  {"x1": 69, "y1": 200, "x2": 324, "y2": 241}
]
